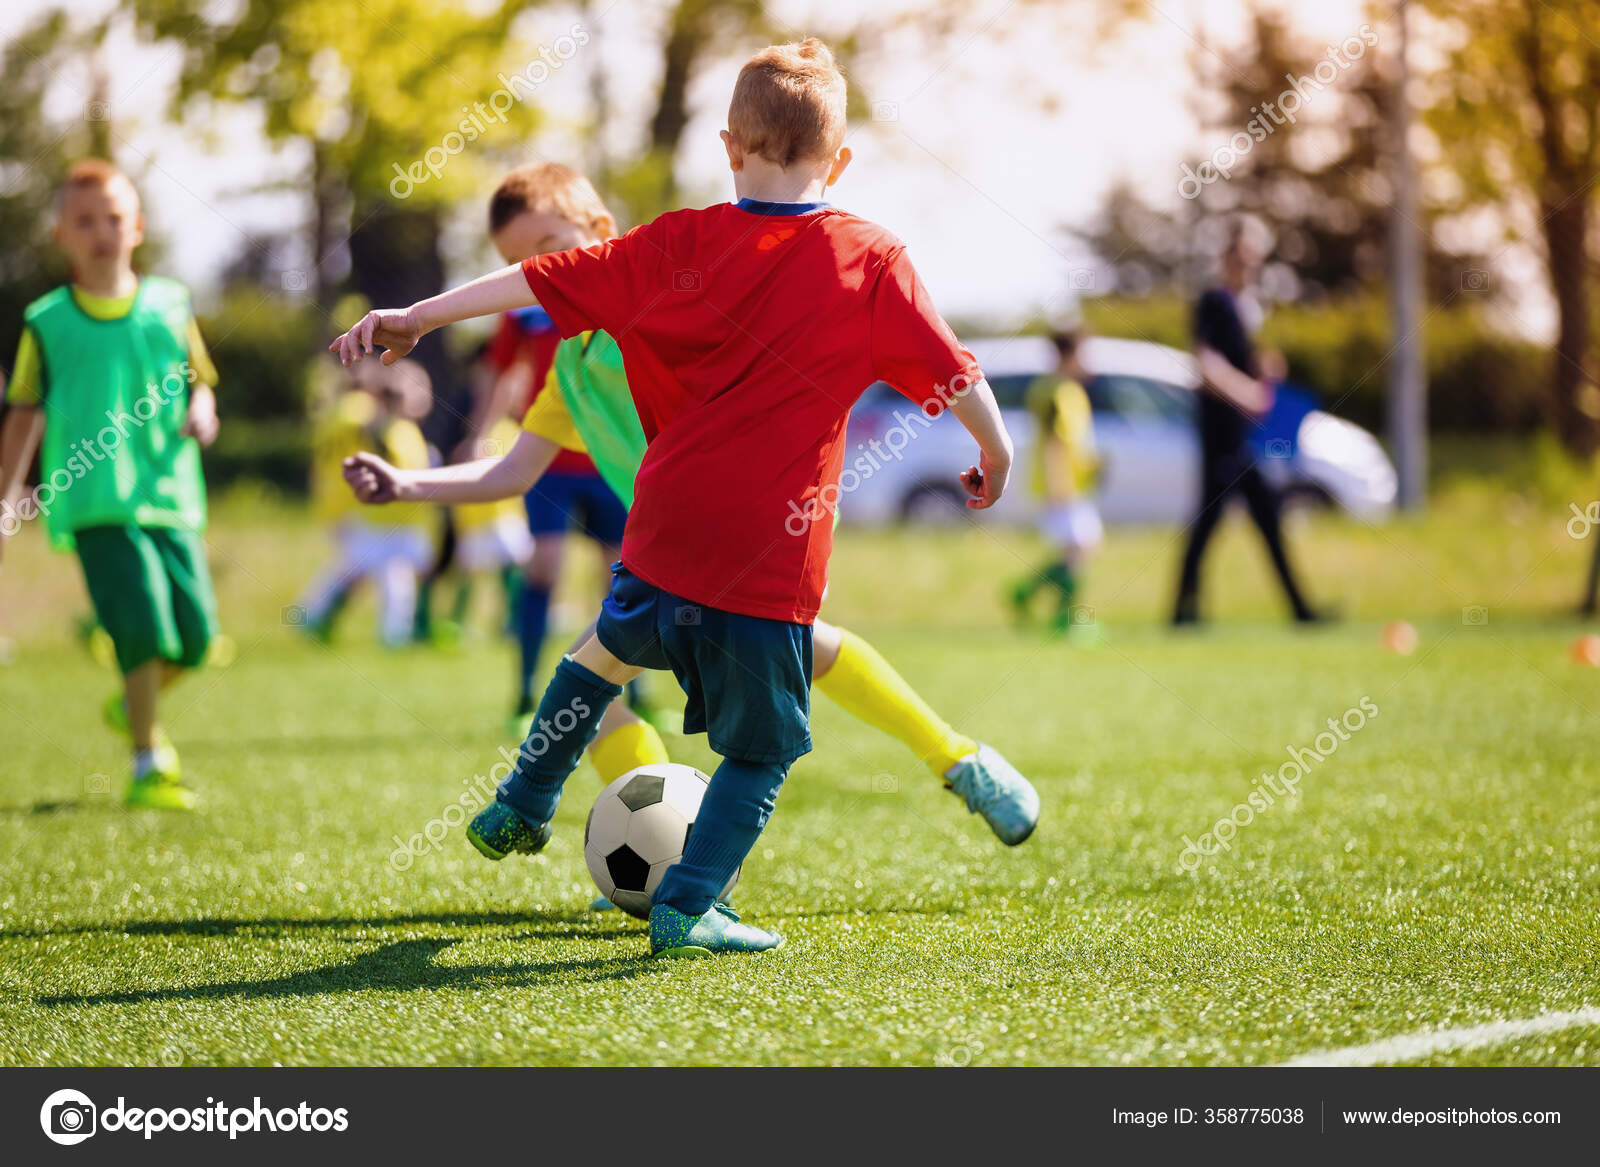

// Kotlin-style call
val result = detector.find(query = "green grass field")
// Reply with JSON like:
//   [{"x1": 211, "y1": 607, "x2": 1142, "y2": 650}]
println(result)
[{"x1": 1, "y1": 481, "x2": 1598, "y2": 1066}]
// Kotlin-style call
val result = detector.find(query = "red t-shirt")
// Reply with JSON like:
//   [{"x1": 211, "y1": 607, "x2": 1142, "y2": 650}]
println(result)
[
  {"x1": 521, "y1": 202, "x2": 978, "y2": 624},
  {"x1": 485, "y1": 307, "x2": 596, "y2": 476}
]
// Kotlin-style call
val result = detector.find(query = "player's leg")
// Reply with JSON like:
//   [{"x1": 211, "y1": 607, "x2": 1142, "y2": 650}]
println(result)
[
  {"x1": 1052, "y1": 500, "x2": 1103, "y2": 639},
  {"x1": 812, "y1": 619, "x2": 973, "y2": 774},
  {"x1": 1173, "y1": 460, "x2": 1233, "y2": 625},
  {"x1": 375, "y1": 554, "x2": 419, "y2": 647},
  {"x1": 1011, "y1": 505, "x2": 1072, "y2": 621},
  {"x1": 75, "y1": 525, "x2": 192, "y2": 809},
  {"x1": 1237, "y1": 464, "x2": 1318, "y2": 622},
  {"x1": 810, "y1": 618, "x2": 1038, "y2": 843},
  {"x1": 648, "y1": 594, "x2": 809, "y2": 956},
  {"x1": 514, "y1": 479, "x2": 572, "y2": 728},
  {"x1": 468, "y1": 628, "x2": 644, "y2": 859},
  {"x1": 299, "y1": 526, "x2": 364, "y2": 638}
]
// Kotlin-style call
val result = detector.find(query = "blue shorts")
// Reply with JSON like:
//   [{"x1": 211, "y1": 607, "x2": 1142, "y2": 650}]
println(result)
[
  {"x1": 596, "y1": 564, "x2": 813, "y2": 765},
  {"x1": 525, "y1": 471, "x2": 628, "y2": 545}
]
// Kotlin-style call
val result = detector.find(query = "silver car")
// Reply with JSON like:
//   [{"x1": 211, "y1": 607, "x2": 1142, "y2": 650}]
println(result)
[{"x1": 839, "y1": 335, "x2": 1397, "y2": 526}]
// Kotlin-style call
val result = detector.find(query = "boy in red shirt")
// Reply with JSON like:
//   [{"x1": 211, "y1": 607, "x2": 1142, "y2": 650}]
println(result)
[{"x1": 332, "y1": 39, "x2": 1019, "y2": 957}]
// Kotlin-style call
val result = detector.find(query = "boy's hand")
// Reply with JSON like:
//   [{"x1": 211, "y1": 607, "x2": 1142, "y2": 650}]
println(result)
[
  {"x1": 961, "y1": 448, "x2": 1010, "y2": 510},
  {"x1": 343, "y1": 452, "x2": 409, "y2": 503},
  {"x1": 330, "y1": 307, "x2": 423, "y2": 367},
  {"x1": 181, "y1": 386, "x2": 220, "y2": 446}
]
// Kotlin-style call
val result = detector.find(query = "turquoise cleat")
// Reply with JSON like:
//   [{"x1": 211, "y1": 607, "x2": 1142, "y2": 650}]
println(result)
[
  {"x1": 590, "y1": 895, "x2": 617, "y2": 912},
  {"x1": 467, "y1": 800, "x2": 551, "y2": 860},
  {"x1": 945, "y1": 744, "x2": 1040, "y2": 845},
  {"x1": 649, "y1": 902, "x2": 782, "y2": 958}
]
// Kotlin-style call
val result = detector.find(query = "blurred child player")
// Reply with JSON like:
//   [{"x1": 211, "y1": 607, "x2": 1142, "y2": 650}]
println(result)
[
  {"x1": 298, "y1": 358, "x2": 434, "y2": 646},
  {"x1": 1011, "y1": 330, "x2": 1102, "y2": 636},
  {"x1": 465, "y1": 184, "x2": 630, "y2": 733},
  {"x1": 332, "y1": 40, "x2": 1020, "y2": 957},
  {"x1": 344, "y1": 162, "x2": 1039, "y2": 857},
  {"x1": 0, "y1": 160, "x2": 221, "y2": 809}
]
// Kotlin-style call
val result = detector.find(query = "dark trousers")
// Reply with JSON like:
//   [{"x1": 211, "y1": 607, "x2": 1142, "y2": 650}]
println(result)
[{"x1": 1174, "y1": 448, "x2": 1312, "y2": 622}]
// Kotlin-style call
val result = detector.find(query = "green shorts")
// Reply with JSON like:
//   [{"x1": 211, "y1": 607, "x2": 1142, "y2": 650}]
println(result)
[{"x1": 73, "y1": 524, "x2": 218, "y2": 675}]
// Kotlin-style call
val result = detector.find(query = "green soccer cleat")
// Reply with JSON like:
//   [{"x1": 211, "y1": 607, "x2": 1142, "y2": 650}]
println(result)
[
  {"x1": 125, "y1": 757, "x2": 195, "y2": 811},
  {"x1": 649, "y1": 902, "x2": 782, "y2": 958},
  {"x1": 945, "y1": 744, "x2": 1040, "y2": 845},
  {"x1": 467, "y1": 800, "x2": 551, "y2": 860}
]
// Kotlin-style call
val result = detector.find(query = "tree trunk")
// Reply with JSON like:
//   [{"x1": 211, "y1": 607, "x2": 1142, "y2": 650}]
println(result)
[
  {"x1": 646, "y1": 0, "x2": 713, "y2": 210},
  {"x1": 346, "y1": 202, "x2": 463, "y2": 450},
  {"x1": 1540, "y1": 193, "x2": 1597, "y2": 457}
]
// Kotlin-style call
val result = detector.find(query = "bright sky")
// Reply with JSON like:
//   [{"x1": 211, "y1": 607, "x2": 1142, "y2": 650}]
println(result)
[{"x1": 3, "y1": 0, "x2": 1549, "y2": 335}]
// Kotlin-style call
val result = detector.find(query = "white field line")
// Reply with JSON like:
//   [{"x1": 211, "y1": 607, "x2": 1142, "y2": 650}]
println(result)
[{"x1": 1278, "y1": 1007, "x2": 1600, "y2": 1067}]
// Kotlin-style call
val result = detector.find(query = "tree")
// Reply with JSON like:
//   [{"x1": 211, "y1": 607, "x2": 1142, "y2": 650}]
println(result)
[
  {"x1": 1075, "y1": 7, "x2": 1487, "y2": 306},
  {"x1": 0, "y1": 12, "x2": 115, "y2": 371},
  {"x1": 124, "y1": 0, "x2": 551, "y2": 439},
  {"x1": 1421, "y1": 0, "x2": 1600, "y2": 456}
]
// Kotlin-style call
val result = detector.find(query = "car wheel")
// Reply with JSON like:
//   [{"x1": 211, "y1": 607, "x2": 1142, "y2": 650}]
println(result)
[
  {"x1": 1280, "y1": 482, "x2": 1335, "y2": 515},
  {"x1": 898, "y1": 482, "x2": 968, "y2": 525}
]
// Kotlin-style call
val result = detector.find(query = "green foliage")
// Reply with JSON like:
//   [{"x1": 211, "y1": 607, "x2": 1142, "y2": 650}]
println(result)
[
  {"x1": 0, "y1": 13, "x2": 102, "y2": 370},
  {"x1": 125, "y1": 0, "x2": 544, "y2": 207},
  {"x1": 199, "y1": 291, "x2": 322, "y2": 421}
]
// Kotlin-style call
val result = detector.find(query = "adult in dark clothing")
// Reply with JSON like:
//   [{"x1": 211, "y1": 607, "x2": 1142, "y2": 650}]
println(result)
[{"x1": 1173, "y1": 219, "x2": 1321, "y2": 626}]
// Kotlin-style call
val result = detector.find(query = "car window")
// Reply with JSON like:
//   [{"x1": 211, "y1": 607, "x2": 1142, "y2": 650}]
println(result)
[
  {"x1": 1086, "y1": 374, "x2": 1194, "y2": 422},
  {"x1": 984, "y1": 373, "x2": 1033, "y2": 410},
  {"x1": 855, "y1": 374, "x2": 1035, "y2": 413}
]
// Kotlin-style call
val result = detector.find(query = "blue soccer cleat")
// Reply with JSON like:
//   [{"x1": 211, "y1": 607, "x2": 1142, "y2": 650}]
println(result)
[
  {"x1": 649, "y1": 902, "x2": 782, "y2": 958},
  {"x1": 945, "y1": 744, "x2": 1040, "y2": 845},
  {"x1": 467, "y1": 800, "x2": 551, "y2": 860}
]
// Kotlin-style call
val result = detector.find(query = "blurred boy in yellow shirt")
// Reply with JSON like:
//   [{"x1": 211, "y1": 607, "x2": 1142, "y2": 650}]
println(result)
[
  {"x1": 299, "y1": 358, "x2": 433, "y2": 645},
  {"x1": 1010, "y1": 330, "x2": 1103, "y2": 636}
]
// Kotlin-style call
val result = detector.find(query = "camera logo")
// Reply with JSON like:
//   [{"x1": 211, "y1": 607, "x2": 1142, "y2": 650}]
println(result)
[
  {"x1": 41, "y1": 1088, "x2": 97, "y2": 1145},
  {"x1": 671, "y1": 269, "x2": 701, "y2": 292},
  {"x1": 1264, "y1": 438, "x2": 1292, "y2": 459}
]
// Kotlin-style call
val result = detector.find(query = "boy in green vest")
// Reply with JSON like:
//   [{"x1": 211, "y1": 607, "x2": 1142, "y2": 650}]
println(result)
[{"x1": 0, "y1": 159, "x2": 221, "y2": 810}]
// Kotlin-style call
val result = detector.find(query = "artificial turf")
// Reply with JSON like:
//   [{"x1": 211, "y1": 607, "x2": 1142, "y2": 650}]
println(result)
[{"x1": 1, "y1": 490, "x2": 1596, "y2": 1066}]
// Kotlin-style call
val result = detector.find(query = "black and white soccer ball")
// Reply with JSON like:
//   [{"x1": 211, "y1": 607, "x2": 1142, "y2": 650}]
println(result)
[{"x1": 583, "y1": 763, "x2": 739, "y2": 919}]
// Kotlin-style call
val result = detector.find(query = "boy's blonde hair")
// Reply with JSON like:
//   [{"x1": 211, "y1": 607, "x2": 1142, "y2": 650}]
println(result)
[
  {"x1": 489, "y1": 162, "x2": 615, "y2": 236},
  {"x1": 728, "y1": 38, "x2": 847, "y2": 167},
  {"x1": 56, "y1": 158, "x2": 139, "y2": 213}
]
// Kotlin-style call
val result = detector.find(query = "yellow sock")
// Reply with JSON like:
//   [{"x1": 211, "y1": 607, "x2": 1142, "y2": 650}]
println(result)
[
  {"x1": 815, "y1": 628, "x2": 977, "y2": 778},
  {"x1": 588, "y1": 719, "x2": 671, "y2": 783}
]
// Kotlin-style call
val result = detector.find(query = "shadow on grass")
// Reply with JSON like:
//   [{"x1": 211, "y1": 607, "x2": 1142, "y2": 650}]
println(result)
[
  {"x1": 2, "y1": 908, "x2": 641, "y2": 942},
  {"x1": 37, "y1": 937, "x2": 667, "y2": 1008}
]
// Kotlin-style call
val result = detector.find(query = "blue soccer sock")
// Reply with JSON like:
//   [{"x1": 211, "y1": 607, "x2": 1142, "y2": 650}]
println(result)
[
  {"x1": 497, "y1": 657, "x2": 621, "y2": 825},
  {"x1": 514, "y1": 581, "x2": 553, "y2": 712},
  {"x1": 654, "y1": 757, "x2": 788, "y2": 917}
]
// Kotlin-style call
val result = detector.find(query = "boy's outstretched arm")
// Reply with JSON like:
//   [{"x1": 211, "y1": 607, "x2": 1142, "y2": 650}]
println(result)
[
  {"x1": 344, "y1": 429, "x2": 560, "y2": 506},
  {"x1": 331, "y1": 265, "x2": 537, "y2": 367},
  {"x1": 946, "y1": 378, "x2": 1014, "y2": 509},
  {"x1": 0, "y1": 406, "x2": 44, "y2": 570}
]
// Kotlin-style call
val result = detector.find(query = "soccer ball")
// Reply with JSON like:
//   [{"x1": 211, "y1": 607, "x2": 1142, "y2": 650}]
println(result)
[{"x1": 583, "y1": 763, "x2": 739, "y2": 920}]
